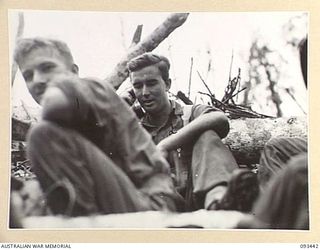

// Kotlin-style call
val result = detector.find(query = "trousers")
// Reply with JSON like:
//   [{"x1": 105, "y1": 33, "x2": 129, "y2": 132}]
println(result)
[
  {"x1": 184, "y1": 130, "x2": 239, "y2": 210},
  {"x1": 27, "y1": 121, "x2": 177, "y2": 216}
]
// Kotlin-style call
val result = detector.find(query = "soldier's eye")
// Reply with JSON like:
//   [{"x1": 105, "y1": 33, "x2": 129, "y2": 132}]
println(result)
[
  {"x1": 133, "y1": 83, "x2": 142, "y2": 89},
  {"x1": 41, "y1": 63, "x2": 55, "y2": 72},
  {"x1": 147, "y1": 81, "x2": 157, "y2": 86},
  {"x1": 23, "y1": 71, "x2": 33, "y2": 82}
]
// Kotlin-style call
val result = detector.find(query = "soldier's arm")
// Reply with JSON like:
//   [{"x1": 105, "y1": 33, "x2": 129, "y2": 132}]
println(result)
[
  {"x1": 157, "y1": 111, "x2": 229, "y2": 155},
  {"x1": 41, "y1": 86, "x2": 74, "y2": 125}
]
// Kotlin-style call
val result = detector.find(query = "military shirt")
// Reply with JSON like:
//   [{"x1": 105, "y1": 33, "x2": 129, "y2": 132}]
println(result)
[{"x1": 141, "y1": 100, "x2": 219, "y2": 192}]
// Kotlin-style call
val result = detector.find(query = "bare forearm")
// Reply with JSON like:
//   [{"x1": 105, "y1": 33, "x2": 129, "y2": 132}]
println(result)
[{"x1": 158, "y1": 112, "x2": 229, "y2": 151}]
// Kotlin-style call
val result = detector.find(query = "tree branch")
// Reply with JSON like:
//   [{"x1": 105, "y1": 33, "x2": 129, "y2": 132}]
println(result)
[
  {"x1": 103, "y1": 13, "x2": 189, "y2": 90},
  {"x1": 187, "y1": 57, "x2": 193, "y2": 98},
  {"x1": 197, "y1": 71, "x2": 215, "y2": 98},
  {"x1": 130, "y1": 25, "x2": 143, "y2": 48},
  {"x1": 11, "y1": 12, "x2": 24, "y2": 86}
]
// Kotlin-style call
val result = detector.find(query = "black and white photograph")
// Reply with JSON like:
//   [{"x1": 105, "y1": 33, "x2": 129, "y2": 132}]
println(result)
[{"x1": 9, "y1": 10, "x2": 308, "y2": 230}]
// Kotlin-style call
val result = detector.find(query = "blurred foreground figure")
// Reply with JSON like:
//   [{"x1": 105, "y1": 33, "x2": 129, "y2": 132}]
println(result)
[
  {"x1": 258, "y1": 150, "x2": 308, "y2": 229},
  {"x1": 13, "y1": 38, "x2": 179, "y2": 217},
  {"x1": 238, "y1": 137, "x2": 308, "y2": 229},
  {"x1": 238, "y1": 38, "x2": 309, "y2": 230},
  {"x1": 127, "y1": 53, "x2": 260, "y2": 212}
]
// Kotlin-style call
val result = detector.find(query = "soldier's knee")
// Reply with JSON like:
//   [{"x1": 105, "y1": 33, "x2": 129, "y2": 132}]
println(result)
[
  {"x1": 196, "y1": 130, "x2": 221, "y2": 147},
  {"x1": 27, "y1": 121, "x2": 65, "y2": 152}
]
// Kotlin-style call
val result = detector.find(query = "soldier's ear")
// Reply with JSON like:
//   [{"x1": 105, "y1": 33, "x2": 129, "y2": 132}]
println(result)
[
  {"x1": 165, "y1": 79, "x2": 171, "y2": 91},
  {"x1": 71, "y1": 64, "x2": 79, "y2": 75}
]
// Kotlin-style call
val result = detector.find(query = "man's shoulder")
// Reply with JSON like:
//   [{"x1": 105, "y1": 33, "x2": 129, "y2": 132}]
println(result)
[
  {"x1": 80, "y1": 77, "x2": 105, "y2": 89},
  {"x1": 188, "y1": 103, "x2": 220, "y2": 120},
  {"x1": 80, "y1": 77, "x2": 119, "y2": 98},
  {"x1": 50, "y1": 75, "x2": 97, "y2": 93},
  {"x1": 172, "y1": 101, "x2": 214, "y2": 126}
]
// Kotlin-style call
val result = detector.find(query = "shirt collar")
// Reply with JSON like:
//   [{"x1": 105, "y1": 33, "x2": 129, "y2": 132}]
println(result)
[{"x1": 141, "y1": 99, "x2": 184, "y2": 127}]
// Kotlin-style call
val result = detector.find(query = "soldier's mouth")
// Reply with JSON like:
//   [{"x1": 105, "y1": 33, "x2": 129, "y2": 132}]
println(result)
[{"x1": 143, "y1": 100, "x2": 154, "y2": 106}]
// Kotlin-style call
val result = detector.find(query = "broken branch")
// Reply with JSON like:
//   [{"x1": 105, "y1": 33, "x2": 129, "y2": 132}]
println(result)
[{"x1": 104, "y1": 13, "x2": 189, "y2": 90}]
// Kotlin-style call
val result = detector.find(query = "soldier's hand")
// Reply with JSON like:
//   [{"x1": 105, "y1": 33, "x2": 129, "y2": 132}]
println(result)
[{"x1": 120, "y1": 88, "x2": 136, "y2": 106}]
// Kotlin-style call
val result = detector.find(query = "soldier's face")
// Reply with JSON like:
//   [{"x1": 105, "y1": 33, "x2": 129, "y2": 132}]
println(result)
[
  {"x1": 131, "y1": 65, "x2": 170, "y2": 115},
  {"x1": 19, "y1": 48, "x2": 75, "y2": 104}
]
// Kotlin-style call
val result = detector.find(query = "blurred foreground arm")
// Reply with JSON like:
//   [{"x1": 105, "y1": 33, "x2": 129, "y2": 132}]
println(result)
[{"x1": 41, "y1": 86, "x2": 73, "y2": 125}]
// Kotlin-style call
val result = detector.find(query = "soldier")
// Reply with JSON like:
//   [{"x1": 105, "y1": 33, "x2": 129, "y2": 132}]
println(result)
[
  {"x1": 14, "y1": 38, "x2": 180, "y2": 216},
  {"x1": 127, "y1": 53, "x2": 260, "y2": 212}
]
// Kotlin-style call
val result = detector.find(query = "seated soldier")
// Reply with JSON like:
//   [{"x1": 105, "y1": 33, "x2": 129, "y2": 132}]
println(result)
[
  {"x1": 126, "y1": 53, "x2": 260, "y2": 212},
  {"x1": 13, "y1": 38, "x2": 180, "y2": 216}
]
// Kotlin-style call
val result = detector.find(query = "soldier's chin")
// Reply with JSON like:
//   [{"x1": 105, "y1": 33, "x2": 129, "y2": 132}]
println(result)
[
  {"x1": 143, "y1": 106, "x2": 158, "y2": 115},
  {"x1": 142, "y1": 105, "x2": 154, "y2": 112},
  {"x1": 142, "y1": 101, "x2": 155, "y2": 109}
]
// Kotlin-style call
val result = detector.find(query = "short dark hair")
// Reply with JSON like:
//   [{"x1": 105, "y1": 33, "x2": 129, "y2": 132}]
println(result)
[
  {"x1": 14, "y1": 37, "x2": 75, "y2": 66},
  {"x1": 127, "y1": 53, "x2": 170, "y2": 82}
]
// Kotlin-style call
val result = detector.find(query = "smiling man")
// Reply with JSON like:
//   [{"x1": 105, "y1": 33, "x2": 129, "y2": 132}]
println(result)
[
  {"x1": 17, "y1": 40, "x2": 79, "y2": 105},
  {"x1": 128, "y1": 53, "x2": 260, "y2": 212},
  {"x1": 13, "y1": 38, "x2": 179, "y2": 217}
]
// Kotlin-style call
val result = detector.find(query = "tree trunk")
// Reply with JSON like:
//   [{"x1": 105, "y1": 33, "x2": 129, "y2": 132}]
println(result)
[
  {"x1": 103, "y1": 13, "x2": 189, "y2": 90},
  {"x1": 11, "y1": 12, "x2": 24, "y2": 86},
  {"x1": 12, "y1": 116, "x2": 307, "y2": 166},
  {"x1": 223, "y1": 116, "x2": 307, "y2": 164}
]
